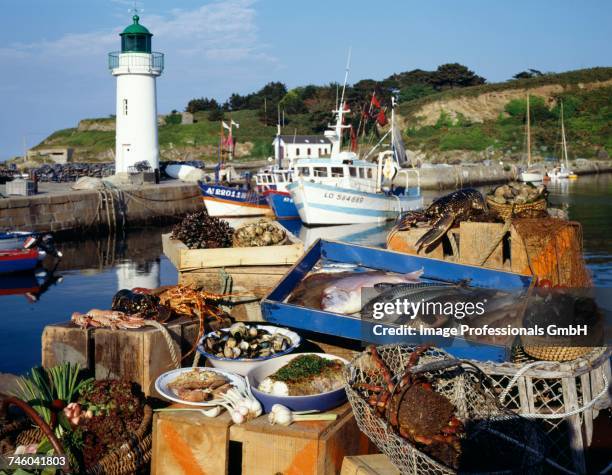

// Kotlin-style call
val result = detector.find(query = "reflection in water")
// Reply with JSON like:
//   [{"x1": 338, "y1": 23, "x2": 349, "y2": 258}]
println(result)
[
  {"x1": 0, "y1": 175, "x2": 610, "y2": 375},
  {"x1": 116, "y1": 260, "x2": 161, "y2": 291},
  {"x1": 0, "y1": 227, "x2": 178, "y2": 374}
]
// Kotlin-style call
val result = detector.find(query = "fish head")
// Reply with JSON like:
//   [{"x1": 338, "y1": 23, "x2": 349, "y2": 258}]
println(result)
[{"x1": 321, "y1": 289, "x2": 353, "y2": 314}]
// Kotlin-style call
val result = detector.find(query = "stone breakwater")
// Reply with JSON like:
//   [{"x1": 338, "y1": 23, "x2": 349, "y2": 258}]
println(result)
[
  {"x1": 0, "y1": 182, "x2": 203, "y2": 233},
  {"x1": 398, "y1": 160, "x2": 612, "y2": 190}
]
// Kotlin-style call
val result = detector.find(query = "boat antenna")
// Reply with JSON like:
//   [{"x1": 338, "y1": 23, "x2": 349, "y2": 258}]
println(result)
[{"x1": 339, "y1": 47, "x2": 351, "y2": 110}]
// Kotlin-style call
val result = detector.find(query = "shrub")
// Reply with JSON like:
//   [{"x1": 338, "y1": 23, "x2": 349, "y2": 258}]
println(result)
[{"x1": 439, "y1": 125, "x2": 493, "y2": 150}]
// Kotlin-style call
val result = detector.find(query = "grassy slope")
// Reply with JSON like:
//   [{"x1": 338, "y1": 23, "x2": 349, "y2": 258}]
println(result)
[
  {"x1": 400, "y1": 67, "x2": 612, "y2": 158},
  {"x1": 32, "y1": 67, "x2": 612, "y2": 161}
]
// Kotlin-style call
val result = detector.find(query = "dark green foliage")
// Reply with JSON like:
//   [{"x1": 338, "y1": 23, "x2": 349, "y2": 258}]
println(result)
[
  {"x1": 186, "y1": 97, "x2": 219, "y2": 113},
  {"x1": 399, "y1": 83, "x2": 436, "y2": 102},
  {"x1": 208, "y1": 107, "x2": 224, "y2": 121},
  {"x1": 513, "y1": 69, "x2": 545, "y2": 80},
  {"x1": 429, "y1": 63, "x2": 486, "y2": 89},
  {"x1": 439, "y1": 125, "x2": 493, "y2": 151},
  {"x1": 165, "y1": 113, "x2": 182, "y2": 125},
  {"x1": 504, "y1": 95, "x2": 553, "y2": 122}
]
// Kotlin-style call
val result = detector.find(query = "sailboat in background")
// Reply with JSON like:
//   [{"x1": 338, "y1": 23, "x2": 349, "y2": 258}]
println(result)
[
  {"x1": 547, "y1": 101, "x2": 578, "y2": 180},
  {"x1": 518, "y1": 95, "x2": 544, "y2": 183}
]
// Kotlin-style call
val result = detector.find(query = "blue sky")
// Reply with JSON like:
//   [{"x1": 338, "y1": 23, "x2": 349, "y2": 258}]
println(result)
[{"x1": 1, "y1": 0, "x2": 610, "y2": 160}]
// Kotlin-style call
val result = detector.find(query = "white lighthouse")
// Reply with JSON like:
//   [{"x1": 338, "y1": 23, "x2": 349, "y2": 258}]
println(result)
[{"x1": 109, "y1": 14, "x2": 163, "y2": 176}]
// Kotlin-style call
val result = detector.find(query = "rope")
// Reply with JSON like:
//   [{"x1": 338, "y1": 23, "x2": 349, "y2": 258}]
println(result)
[
  {"x1": 143, "y1": 321, "x2": 180, "y2": 370},
  {"x1": 499, "y1": 362, "x2": 609, "y2": 419}
]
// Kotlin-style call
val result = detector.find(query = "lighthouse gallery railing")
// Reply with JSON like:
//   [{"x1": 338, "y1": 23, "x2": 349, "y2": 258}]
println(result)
[{"x1": 108, "y1": 52, "x2": 164, "y2": 72}]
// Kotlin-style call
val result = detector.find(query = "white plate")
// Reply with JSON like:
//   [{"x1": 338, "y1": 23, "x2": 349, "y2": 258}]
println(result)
[{"x1": 155, "y1": 367, "x2": 246, "y2": 407}]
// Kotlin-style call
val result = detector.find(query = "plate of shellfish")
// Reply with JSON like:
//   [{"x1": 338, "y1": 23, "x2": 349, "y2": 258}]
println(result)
[
  {"x1": 197, "y1": 322, "x2": 301, "y2": 375},
  {"x1": 155, "y1": 367, "x2": 246, "y2": 406}
]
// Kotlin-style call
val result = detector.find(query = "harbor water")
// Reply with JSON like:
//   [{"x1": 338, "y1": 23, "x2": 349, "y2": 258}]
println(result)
[{"x1": 1, "y1": 174, "x2": 610, "y2": 375}]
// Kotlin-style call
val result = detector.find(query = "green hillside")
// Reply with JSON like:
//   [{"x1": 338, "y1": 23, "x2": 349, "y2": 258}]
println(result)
[{"x1": 31, "y1": 66, "x2": 612, "y2": 162}]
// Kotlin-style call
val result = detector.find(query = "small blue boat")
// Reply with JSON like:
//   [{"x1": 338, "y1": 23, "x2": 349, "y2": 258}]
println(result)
[
  {"x1": 264, "y1": 190, "x2": 299, "y2": 219},
  {"x1": 0, "y1": 231, "x2": 36, "y2": 251},
  {"x1": 0, "y1": 249, "x2": 39, "y2": 274}
]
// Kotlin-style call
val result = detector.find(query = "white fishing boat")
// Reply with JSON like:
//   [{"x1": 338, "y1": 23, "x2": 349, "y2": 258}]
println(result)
[
  {"x1": 518, "y1": 95, "x2": 544, "y2": 183},
  {"x1": 288, "y1": 53, "x2": 421, "y2": 225},
  {"x1": 288, "y1": 100, "x2": 421, "y2": 225},
  {"x1": 547, "y1": 101, "x2": 577, "y2": 180}
]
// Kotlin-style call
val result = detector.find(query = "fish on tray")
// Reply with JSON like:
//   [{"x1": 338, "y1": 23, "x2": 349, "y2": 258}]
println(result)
[
  {"x1": 258, "y1": 354, "x2": 345, "y2": 396},
  {"x1": 321, "y1": 269, "x2": 424, "y2": 315}
]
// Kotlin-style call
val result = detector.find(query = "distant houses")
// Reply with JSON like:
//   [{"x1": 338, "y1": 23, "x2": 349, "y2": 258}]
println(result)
[{"x1": 272, "y1": 135, "x2": 331, "y2": 160}]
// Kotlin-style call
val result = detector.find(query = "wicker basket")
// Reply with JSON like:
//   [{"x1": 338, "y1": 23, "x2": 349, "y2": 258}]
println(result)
[
  {"x1": 344, "y1": 345, "x2": 546, "y2": 475},
  {"x1": 521, "y1": 344, "x2": 591, "y2": 362},
  {"x1": 486, "y1": 196, "x2": 547, "y2": 220},
  {"x1": 0, "y1": 397, "x2": 152, "y2": 475}
]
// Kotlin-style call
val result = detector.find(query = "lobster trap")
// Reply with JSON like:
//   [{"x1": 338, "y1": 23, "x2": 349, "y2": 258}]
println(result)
[
  {"x1": 344, "y1": 345, "x2": 548, "y2": 475},
  {"x1": 475, "y1": 346, "x2": 611, "y2": 474}
]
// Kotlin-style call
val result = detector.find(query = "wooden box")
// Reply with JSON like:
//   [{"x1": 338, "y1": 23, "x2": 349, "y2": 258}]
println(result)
[
  {"x1": 162, "y1": 228, "x2": 303, "y2": 271},
  {"x1": 42, "y1": 318, "x2": 199, "y2": 397},
  {"x1": 152, "y1": 402, "x2": 375, "y2": 475},
  {"x1": 341, "y1": 455, "x2": 399, "y2": 475}
]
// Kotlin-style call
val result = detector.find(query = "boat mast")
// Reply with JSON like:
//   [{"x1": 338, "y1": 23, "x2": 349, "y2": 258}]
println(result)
[
  {"x1": 526, "y1": 94, "x2": 531, "y2": 168},
  {"x1": 329, "y1": 49, "x2": 352, "y2": 157},
  {"x1": 560, "y1": 101, "x2": 569, "y2": 169}
]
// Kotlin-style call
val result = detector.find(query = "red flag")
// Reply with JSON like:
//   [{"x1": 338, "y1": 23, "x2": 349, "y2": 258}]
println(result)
[
  {"x1": 370, "y1": 93, "x2": 381, "y2": 109},
  {"x1": 350, "y1": 125, "x2": 358, "y2": 152},
  {"x1": 376, "y1": 109, "x2": 387, "y2": 126}
]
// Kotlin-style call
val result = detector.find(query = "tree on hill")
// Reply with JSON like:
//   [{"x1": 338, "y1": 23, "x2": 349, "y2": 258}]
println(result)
[
  {"x1": 513, "y1": 69, "x2": 545, "y2": 80},
  {"x1": 186, "y1": 97, "x2": 219, "y2": 113},
  {"x1": 429, "y1": 63, "x2": 486, "y2": 89}
]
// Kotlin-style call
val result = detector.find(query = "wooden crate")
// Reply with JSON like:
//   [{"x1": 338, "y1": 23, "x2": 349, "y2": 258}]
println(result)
[
  {"x1": 387, "y1": 220, "x2": 589, "y2": 285},
  {"x1": 341, "y1": 455, "x2": 399, "y2": 475},
  {"x1": 42, "y1": 318, "x2": 198, "y2": 397},
  {"x1": 152, "y1": 402, "x2": 375, "y2": 475},
  {"x1": 179, "y1": 265, "x2": 292, "y2": 322},
  {"x1": 162, "y1": 229, "x2": 303, "y2": 271}
]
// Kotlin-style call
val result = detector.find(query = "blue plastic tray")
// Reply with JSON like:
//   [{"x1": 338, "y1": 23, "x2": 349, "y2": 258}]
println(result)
[{"x1": 261, "y1": 239, "x2": 533, "y2": 362}]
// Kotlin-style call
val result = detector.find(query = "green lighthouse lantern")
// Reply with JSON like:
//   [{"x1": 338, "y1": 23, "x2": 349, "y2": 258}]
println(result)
[{"x1": 120, "y1": 15, "x2": 152, "y2": 53}]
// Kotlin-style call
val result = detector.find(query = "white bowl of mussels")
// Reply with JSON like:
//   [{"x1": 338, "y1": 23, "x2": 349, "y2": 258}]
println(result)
[{"x1": 197, "y1": 322, "x2": 301, "y2": 376}]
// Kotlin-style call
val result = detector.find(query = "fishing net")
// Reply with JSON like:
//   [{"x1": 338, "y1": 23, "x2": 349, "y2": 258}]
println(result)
[
  {"x1": 512, "y1": 218, "x2": 591, "y2": 287},
  {"x1": 344, "y1": 345, "x2": 547, "y2": 475}
]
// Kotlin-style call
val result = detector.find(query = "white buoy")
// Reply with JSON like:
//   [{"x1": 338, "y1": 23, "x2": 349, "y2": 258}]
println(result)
[{"x1": 109, "y1": 14, "x2": 164, "y2": 176}]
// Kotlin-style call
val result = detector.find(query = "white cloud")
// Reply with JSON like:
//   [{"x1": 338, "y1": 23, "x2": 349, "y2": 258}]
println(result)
[{"x1": 0, "y1": 0, "x2": 274, "y2": 64}]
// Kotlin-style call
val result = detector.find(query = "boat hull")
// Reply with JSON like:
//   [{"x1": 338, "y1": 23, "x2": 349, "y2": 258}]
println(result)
[
  {"x1": 519, "y1": 171, "x2": 544, "y2": 183},
  {"x1": 288, "y1": 181, "x2": 422, "y2": 225},
  {"x1": 264, "y1": 190, "x2": 299, "y2": 219},
  {"x1": 0, "y1": 249, "x2": 39, "y2": 274},
  {"x1": 199, "y1": 183, "x2": 271, "y2": 217}
]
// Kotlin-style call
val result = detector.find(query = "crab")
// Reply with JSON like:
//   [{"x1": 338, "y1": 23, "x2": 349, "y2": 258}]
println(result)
[
  {"x1": 356, "y1": 345, "x2": 464, "y2": 469},
  {"x1": 71, "y1": 309, "x2": 146, "y2": 330},
  {"x1": 156, "y1": 285, "x2": 234, "y2": 359}
]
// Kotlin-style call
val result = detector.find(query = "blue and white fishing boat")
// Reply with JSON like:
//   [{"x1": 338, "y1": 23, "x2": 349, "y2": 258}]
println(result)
[
  {"x1": 288, "y1": 98, "x2": 422, "y2": 225},
  {"x1": 0, "y1": 231, "x2": 36, "y2": 251},
  {"x1": 200, "y1": 119, "x2": 273, "y2": 217},
  {"x1": 199, "y1": 182, "x2": 271, "y2": 217}
]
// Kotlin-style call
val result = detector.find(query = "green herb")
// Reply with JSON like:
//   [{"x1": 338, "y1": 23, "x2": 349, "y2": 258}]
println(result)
[{"x1": 273, "y1": 355, "x2": 336, "y2": 382}]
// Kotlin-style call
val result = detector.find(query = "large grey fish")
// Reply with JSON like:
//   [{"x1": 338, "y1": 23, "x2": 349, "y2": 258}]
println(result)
[{"x1": 321, "y1": 269, "x2": 423, "y2": 314}]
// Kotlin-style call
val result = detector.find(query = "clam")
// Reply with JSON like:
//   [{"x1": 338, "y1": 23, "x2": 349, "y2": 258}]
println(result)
[
  {"x1": 226, "y1": 337, "x2": 237, "y2": 349},
  {"x1": 223, "y1": 346, "x2": 234, "y2": 358}
]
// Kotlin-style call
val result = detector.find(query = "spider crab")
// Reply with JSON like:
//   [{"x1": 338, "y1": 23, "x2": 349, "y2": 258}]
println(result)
[{"x1": 357, "y1": 345, "x2": 464, "y2": 469}]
